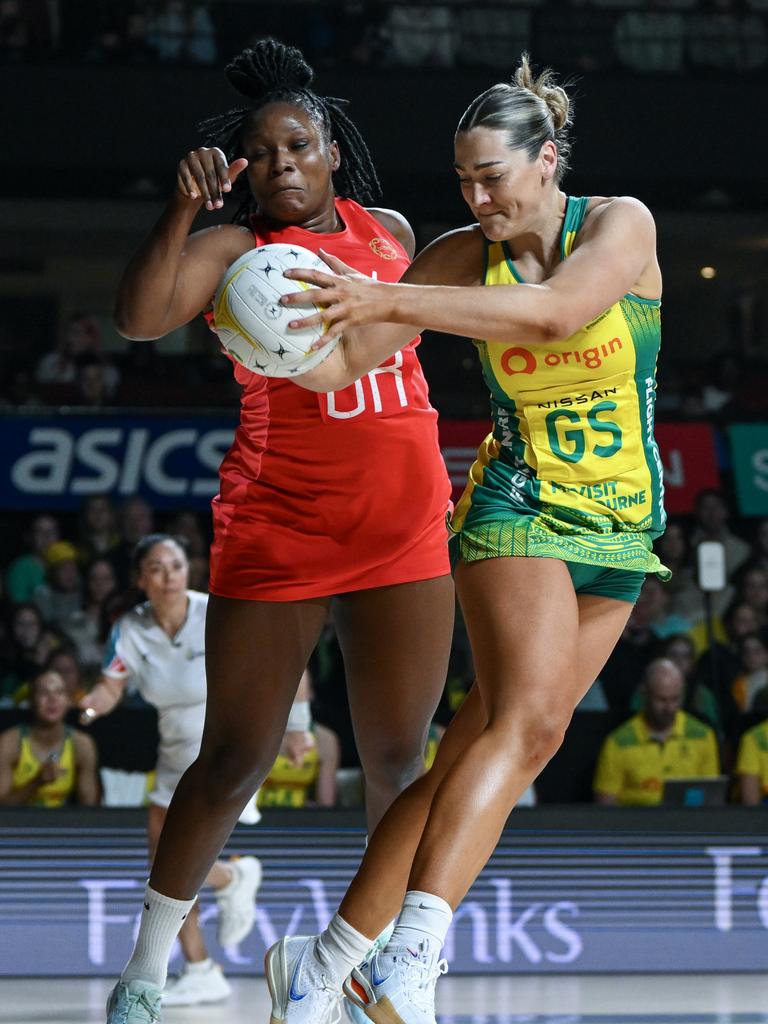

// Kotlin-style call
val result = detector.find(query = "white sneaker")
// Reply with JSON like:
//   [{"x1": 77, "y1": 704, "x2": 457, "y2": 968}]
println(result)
[
  {"x1": 265, "y1": 936, "x2": 344, "y2": 1024},
  {"x1": 106, "y1": 980, "x2": 162, "y2": 1023},
  {"x1": 343, "y1": 922, "x2": 395, "y2": 1023},
  {"x1": 161, "y1": 961, "x2": 231, "y2": 1005},
  {"x1": 343, "y1": 942, "x2": 448, "y2": 1024},
  {"x1": 343, "y1": 1000, "x2": 369, "y2": 1024},
  {"x1": 215, "y1": 855, "x2": 262, "y2": 947}
]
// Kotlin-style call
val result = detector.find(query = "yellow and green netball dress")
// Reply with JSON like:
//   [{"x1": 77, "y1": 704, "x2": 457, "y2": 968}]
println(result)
[{"x1": 451, "y1": 196, "x2": 668, "y2": 599}]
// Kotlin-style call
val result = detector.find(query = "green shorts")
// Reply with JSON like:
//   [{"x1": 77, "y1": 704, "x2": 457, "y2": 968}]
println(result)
[
  {"x1": 449, "y1": 534, "x2": 644, "y2": 604},
  {"x1": 565, "y1": 560, "x2": 644, "y2": 603}
]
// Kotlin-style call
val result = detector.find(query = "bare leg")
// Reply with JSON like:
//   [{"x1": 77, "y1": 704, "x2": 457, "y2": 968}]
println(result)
[
  {"x1": 335, "y1": 576, "x2": 455, "y2": 831},
  {"x1": 148, "y1": 595, "x2": 329, "y2": 899},
  {"x1": 146, "y1": 804, "x2": 233, "y2": 964},
  {"x1": 339, "y1": 561, "x2": 633, "y2": 933}
]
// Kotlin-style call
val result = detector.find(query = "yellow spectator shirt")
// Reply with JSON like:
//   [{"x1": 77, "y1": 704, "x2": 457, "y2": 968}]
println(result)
[
  {"x1": 594, "y1": 711, "x2": 720, "y2": 805},
  {"x1": 257, "y1": 746, "x2": 320, "y2": 808},
  {"x1": 11, "y1": 727, "x2": 77, "y2": 807},
  {"x1": 736, "y1": 721, "x2": 768, "y2": 798}
]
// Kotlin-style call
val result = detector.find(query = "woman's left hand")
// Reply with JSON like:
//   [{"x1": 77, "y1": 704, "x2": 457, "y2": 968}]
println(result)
[{"x1": 281, "y1": 250, "x2": 397, "y2": 347}]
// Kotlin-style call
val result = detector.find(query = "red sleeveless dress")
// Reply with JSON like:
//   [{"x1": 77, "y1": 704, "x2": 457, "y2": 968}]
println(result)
[{"x1": 208, "y1": 198, "x2": 451, "y2": 600}]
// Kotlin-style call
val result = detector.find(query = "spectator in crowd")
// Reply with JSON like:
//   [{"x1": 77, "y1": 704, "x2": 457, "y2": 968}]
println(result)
[
  {"x1": 109, "y1": 496, "x2": 156, "y2": 587},
  {"x1": 690, "y1": 489, "x2": 751, "y2": 578},
  {"x1": 457, "y1": 5, "x2": 530, "y2": 69},
  {"x1": 380, "y1": 4, "x2": 457, "y2": 67},
  {"x1": 734, "y1": 564, "x2": 768, "y2": 628},
  {"x1": 600, "y1": 577, "x2": 693, "y2": 712},
  {"x1": 167, "y1": 511, "x2": 207, "y2": 560},
  {"x1": 73, "y1": 353, "x2": 118, "y2": 407},
  {"x1": 598, "y1": 578, "x2": 678, "y2": 716},
  {"x1": 594, "y1": 658, "x2": 720, "y2": 805},
  {"x1": 699, "y1": 351, "x2": 743, "y2": 420},
  {"x1": 147, "y1": 0, "x2": 216, "y2": 64},
  {"x1": 0, "y1": 365, "x2": 43, "y2": 408},
  {"x1": 0, "y1": 668, "x2": 100, "y2": 806},
  {"x1": 5, "y1": 514, "x2": 61, "y2": 603},
  {"x1": 186, "y1": 2, "x2": 216, "y2": 63},
  {"x1": 659, "y1": 632, "x2": 722, "y2": 732},
  {"x1": 61, "y1": 557, "x2": 118, "y2": 669},
  {"x1": 614, "y1": 0, "x2": 685, "y2": 73},
  {"x1": 258, "y1": 670, "x2": 330, "y2": 809},
  {"x1": 655, "y1": 519, "x2": 732, "y2": 624},
  {"x1": 735, "y1": 714, "x2": 768, "y2": 804},
  {"x1": 695, "y1": 599, "x2": 763, "y2": 739},
  {"x1": 730, "y1": 632, "x2": 768, "y2": 714},
  {"x1": 35, "y1": 313, "x2": 120, "y2": 394},
  {"x1": 44, "y1": 647, "x2": 90, "y2": 705},
  {"x1": 688, "y1": 0, "x2": 767, "y2": 71},
  {"x1": 33, "y1": 541, "x2": 83, "y2": 630},
  {"x1": 0, "y1": 603, "x2": 52, "y2": 705},
  {"x1": 310, "y1": 622, "x2": 363, "y2": 807},
  {"x1": 78, "y1": 495, "x2": 121, "y2": 563}
]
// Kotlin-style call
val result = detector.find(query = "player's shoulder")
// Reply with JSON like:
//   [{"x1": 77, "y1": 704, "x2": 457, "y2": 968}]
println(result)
[
  {"x1": 408, "y1": 224, "x2": 486, "y2": 286},
  {"x1": 582, "y1": 195, "x2": 656, "y2": 236},
  {"x1": 366, "y1": 207, "x2": 415, "y2": 258}
]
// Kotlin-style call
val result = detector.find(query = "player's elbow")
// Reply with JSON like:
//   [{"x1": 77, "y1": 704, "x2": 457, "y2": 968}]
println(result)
[
  {"x1": 295, "y1": 351, "x2": 356, "y2": 392},
  {"x1": 113, "y1": 309, "x2": 162, "y2": 342}
]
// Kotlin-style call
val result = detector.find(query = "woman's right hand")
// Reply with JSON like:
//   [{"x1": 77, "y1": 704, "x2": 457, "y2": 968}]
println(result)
[
  {"x1": 176, "y1": 147, "x2": 249, "y2": 212},
  {"x1": 78, "y1": 682, "x2": 122, "y2": 726}
]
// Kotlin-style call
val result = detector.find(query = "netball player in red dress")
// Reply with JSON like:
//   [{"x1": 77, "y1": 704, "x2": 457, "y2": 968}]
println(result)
[{"x1": 104, "y1": 38, "x2": 453, "y2": 1023}]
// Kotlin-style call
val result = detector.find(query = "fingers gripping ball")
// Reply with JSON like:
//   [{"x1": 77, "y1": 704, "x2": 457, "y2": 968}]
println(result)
[{"x1": 213, "y1": 244, "x2": 339, "y2": 377}]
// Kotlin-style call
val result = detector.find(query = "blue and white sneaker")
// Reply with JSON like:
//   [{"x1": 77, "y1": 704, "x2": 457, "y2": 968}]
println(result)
[
  {"x1": 265, "y1": 936, "x2": 344, "y2": 1024},
  {"x1": 343, "y1": 942, "x2": 447, "y2": 1024},
  {"x1": 106, "y1": 980, "x2": 162, "y2": 1023},
  {"x1": 343, "y1": 923, "x2": 396, "y2": 1023},
  {"x1": 344, "y1": 1000, "x2": 369, "y2": 1024}
]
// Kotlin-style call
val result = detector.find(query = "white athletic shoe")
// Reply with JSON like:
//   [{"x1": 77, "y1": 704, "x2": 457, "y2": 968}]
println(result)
[
  {"x1": 265, "y1": 936, "x2": 344, "y2": 1024},
  {"x1": 216, "y1": 855, "x2": 262, "y2": 947},
  {"x1": 344, "y1": 999, "x2": 369, "y2": 1024},
  {"x1": 161, "y1": 961, "x2": 231, "y2": 1005},
  {"x1": 343, "y1": 942, "x2": 448, "y2": 1024},
  {"x1": 106, "y1": 980, "x2": 162, "y2": 1023},
  {"x1": 343, "y1": 923, "x2": 396, "y2": 1023}
]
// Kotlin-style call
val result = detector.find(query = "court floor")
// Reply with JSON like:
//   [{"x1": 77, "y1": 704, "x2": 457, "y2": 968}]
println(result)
[{"x1": 0, "y1": 974, "x2": 766, "y2": 1024}]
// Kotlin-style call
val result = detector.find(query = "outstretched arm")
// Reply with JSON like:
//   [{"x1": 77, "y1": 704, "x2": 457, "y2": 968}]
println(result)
[{"x1": 286, "y1": 198, "x2": 659, "y2": 391}]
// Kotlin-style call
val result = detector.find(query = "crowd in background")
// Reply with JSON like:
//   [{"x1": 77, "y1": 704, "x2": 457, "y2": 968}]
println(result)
[
  {"x1": 0, "y1": 483, "x2": 767, "y2": 808},
  {"x1": 1, "y1": 308, "x2": 767, "y2": 423},
  {"x1": 2, "y1": 0, "x2": 767, "y2": 74}
]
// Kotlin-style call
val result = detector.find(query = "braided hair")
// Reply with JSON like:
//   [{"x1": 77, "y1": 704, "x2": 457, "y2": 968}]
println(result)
[{"x1": 199, "y1": 38, "x2": 382, "y2": 223}]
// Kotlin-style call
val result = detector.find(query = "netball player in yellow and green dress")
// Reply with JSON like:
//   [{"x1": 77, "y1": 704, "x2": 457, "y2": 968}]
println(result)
[{"x1": 262, "y1": 55, "x2": 669, "y2": 1024}]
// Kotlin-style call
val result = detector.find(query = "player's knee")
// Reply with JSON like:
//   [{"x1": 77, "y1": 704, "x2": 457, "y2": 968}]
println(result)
[
  {"x1": 518, "y1": 710, "x2": 571, "y2": 772},
  {"x1": 358, "y1": 741, "x2": 426, "y2": 794},
  {"x1": 195, "y1": 741, "x2": 275, "y2": 803},
  {"x1": 489, "y1": 705, "x2": 570, "y2": 774}
]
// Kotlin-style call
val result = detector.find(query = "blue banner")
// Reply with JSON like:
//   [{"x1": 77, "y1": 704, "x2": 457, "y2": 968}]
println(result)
[
  {"x1": 1, "y1": 414, "x2": 238, "y2": 510},
  {"x1": 1, "y1": 810, "x2": 767, "y2": 975}
]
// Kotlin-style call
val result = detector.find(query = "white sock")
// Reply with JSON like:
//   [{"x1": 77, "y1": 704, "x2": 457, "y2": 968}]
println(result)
[
  {"x1": 121, "y1": 884, "x2": 197, "y2": 988},
  {"x1": 315, "y1": 913, "x2": 376, "y2": 982},
  {"x1": 185, "y1": 957, "x2": 213, "y2": 974},
  {"x1": 388, "y1": 890, "x2": 453, "y2": 959}
]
